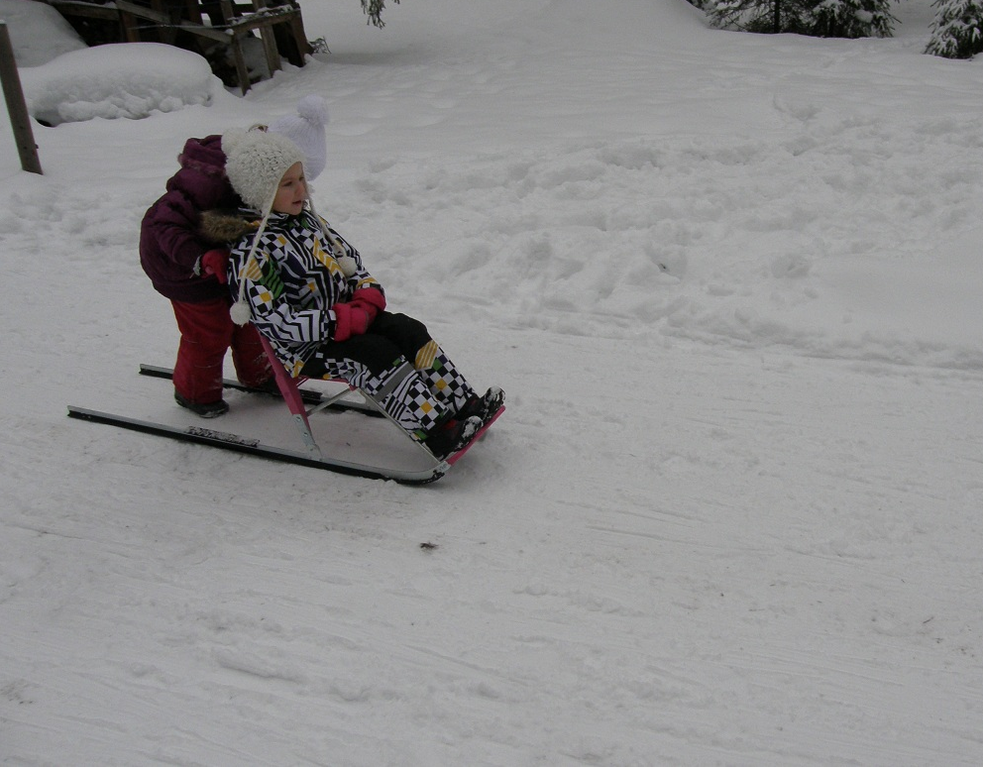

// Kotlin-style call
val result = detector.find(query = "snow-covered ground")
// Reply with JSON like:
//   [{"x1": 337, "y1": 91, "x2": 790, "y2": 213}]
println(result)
[{"x1": 2, "y1": 0, "x2": 982, "y2": 763}]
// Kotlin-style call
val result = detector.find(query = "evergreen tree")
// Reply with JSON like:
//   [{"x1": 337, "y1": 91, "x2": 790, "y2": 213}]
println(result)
[
  {"x1": 361, "y1": 0, "x2": 400, "y2": 28},
  {"x1": 925, "y1": 0, "x2": 983, "y2": 58},
  {"x1": 809, "y1": 0, "x2": 898, "y2": 37},
  {"x1": 705, "y1": 0, "x2": 810, "y2": 33},
  {"x1": 704, "y1": 0, "x2": 898, "y2": 38}
]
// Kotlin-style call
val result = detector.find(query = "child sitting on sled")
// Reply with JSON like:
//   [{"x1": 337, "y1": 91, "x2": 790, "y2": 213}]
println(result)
[
  {"x1": 206, "y1": 128, "x2": 504, "y2": 459},
  {"x1": 139, "y1": 96, "x2": 330, "y2": 417}
]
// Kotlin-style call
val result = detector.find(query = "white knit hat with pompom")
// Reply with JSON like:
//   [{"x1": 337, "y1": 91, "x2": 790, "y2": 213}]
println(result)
[
  {"x1": 222, "y1": 128, "x2": 306, "y2": 324},
  {"x1": 267, "y1": 95, "x2": 329, "y2": 181},
  {"x1": 223, "y1": 128, "x2": 305, "y2": 212}
]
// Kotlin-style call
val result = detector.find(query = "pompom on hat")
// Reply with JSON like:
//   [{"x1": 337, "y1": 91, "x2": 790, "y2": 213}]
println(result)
[{"x1": 267, "y1": 95, "x2": 329, "y2": 181}]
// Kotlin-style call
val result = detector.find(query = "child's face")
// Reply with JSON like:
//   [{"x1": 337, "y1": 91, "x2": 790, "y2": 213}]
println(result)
[{"x1": 272, "y1": 162, "x2": 307, "y2": 215}]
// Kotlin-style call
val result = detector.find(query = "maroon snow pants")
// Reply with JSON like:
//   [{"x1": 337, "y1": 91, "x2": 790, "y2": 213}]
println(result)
[{"x1": 171, "y1": 297, "x2": 272, "y2": 404}]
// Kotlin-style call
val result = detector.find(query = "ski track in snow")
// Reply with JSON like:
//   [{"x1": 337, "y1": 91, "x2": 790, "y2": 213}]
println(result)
[{"x1": 2, "y1": 0, "x2": 983, "y2": 764}]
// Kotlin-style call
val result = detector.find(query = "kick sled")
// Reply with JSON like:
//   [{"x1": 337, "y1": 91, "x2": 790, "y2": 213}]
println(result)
[{"x1": 67, "y1": 338, "x2": 503, "y2": 485}]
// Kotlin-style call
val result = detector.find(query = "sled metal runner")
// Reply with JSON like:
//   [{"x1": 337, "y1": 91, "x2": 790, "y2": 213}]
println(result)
[
  {"x1": 66, "y1": 405, "x2": 449, "y2": 484},
  {"x1": 69, "y1": 362, "x2": 452, "y2": 484},
  {"x1": 69, "y1": 361, "x2": 502, "y2": 484}
]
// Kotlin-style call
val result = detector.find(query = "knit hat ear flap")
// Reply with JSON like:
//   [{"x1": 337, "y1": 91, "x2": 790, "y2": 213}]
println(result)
[{"x1": 268, "y1": 95, "x2": 329, "y2": 181}]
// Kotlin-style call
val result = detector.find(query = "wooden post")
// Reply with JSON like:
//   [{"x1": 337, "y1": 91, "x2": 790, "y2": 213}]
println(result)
[{"x1": 0, "y1": 21, "x2": 42, "y2": 175}]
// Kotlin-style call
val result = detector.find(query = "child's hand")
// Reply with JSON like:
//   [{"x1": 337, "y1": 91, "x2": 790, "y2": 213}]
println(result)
[
  {"x1": 349, "y1": 287, "x2": 386, "y2": 323},
  {"x1": 332, "y1": 302, "x2": 371, "y2": 342},
  {"x1": 201, "y1": 249, "x2": 230, "y2": 284}
]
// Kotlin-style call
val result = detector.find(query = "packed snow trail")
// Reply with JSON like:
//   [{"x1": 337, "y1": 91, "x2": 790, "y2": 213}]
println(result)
[{"x1": 6, "y1": 333, "x2": 983, "y2": 764}]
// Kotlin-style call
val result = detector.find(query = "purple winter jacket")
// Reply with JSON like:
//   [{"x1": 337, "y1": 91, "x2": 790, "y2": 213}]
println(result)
[{"x1": 140, "y1": 135, "x2": 241, "y2": 303}]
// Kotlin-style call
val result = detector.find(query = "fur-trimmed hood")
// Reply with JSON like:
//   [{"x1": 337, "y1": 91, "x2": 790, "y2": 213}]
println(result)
[{"x1": 199, "y1": 209, "x2": 260, "y2": 244}]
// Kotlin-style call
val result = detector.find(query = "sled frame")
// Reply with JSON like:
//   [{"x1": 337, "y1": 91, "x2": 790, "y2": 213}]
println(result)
[{"x1": 257, "y1": 336, "x2": 444, "y2": 469}]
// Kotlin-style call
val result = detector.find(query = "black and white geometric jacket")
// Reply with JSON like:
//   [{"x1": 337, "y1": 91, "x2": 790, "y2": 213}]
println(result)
[{"x1": 205, "y1": 206, "x2": 383, "y2": 377}]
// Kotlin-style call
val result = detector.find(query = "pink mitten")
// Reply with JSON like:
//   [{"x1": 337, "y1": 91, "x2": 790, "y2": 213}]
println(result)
[
  {"x1": 201, "y1": 249, "x2": 230, "y2": 284},
  {"x1": 332, "y1": 302, "x2": 370, "y2": 342},
  {"x1": 349, "y1": 287, "x2": 386, "y2": 323}
]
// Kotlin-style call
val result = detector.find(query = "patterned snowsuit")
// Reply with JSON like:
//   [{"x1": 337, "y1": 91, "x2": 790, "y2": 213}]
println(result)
[{"x1": 224, "y1": 207, "x2": 476, "y2": 438}]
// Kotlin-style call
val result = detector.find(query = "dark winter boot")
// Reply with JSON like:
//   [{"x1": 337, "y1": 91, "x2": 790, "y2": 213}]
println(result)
[
  {"x1": 423, "y1": 414, "x2": 483, "y2": 459},
  {"x1": 175, "y1": 391, "x2": 230, "y2": 418},
  {"x1": 456, "y1": 386, "x2": 505, "y2": 426}
]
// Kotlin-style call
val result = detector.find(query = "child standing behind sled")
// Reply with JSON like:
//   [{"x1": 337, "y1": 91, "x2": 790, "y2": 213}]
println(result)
[
  {"x1": 139, "y1": 96, "x2": 329, "y2": 417},
  {"x1": 209, "y1": 128, "x2": 504, "y2": 459}
]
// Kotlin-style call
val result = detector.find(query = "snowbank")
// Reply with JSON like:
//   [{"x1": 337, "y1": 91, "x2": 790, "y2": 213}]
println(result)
[
  {"x1": 338, "y1": 122, "x2": 983, "y2": 370},
  {"x1": 20, "y1": 42, "x2": 220, "y2": 126},
  {"x1": 0, "y1": 0, "x2": 86, "y2": 67}
]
